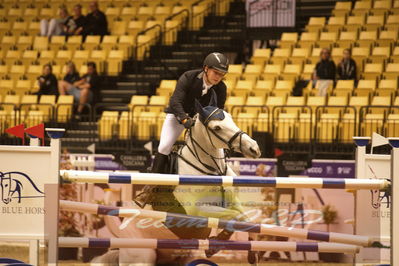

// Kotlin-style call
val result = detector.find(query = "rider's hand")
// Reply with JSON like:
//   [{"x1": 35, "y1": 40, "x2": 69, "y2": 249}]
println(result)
[{"x1": 182, "y1": 117, "x2": 194, "y2": 129}]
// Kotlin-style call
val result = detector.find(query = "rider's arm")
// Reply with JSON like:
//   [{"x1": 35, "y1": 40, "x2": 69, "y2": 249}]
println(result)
[
  {"x1": 169, "y1": 72, "x2": 190, "y2": 122},
  {"x1": 216, "y1": 82, "x2": 227, "y2": 110}
]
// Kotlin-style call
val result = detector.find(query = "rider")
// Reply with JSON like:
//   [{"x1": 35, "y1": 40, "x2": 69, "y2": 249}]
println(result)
[{"x1": 152, "y1": 52, "x2": 229, "y2": 174}]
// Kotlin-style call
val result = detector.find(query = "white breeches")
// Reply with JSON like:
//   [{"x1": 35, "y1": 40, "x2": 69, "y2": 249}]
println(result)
[{"x1": 158, "y1": 113, "x2": 185, "y2": 155}]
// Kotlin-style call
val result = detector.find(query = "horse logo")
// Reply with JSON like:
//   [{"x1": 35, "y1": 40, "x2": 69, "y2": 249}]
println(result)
[
  {"x1": 368, "y1": 165, "x2": 391, "y2": 209},
  {"x1": 0, "y1": 171, "x2": 45, "y2": 204}
]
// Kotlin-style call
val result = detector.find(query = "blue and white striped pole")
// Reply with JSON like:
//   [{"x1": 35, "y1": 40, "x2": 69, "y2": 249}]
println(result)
[
  {"x1": 61, "y1": 170, "x2": 390, "y2": 190},
  {"x1": 60, "y1": 200, "x2": 372, "y2": 247},
  {"x1": 58, "y1": 237, "x2": 360, "y2": 253}
]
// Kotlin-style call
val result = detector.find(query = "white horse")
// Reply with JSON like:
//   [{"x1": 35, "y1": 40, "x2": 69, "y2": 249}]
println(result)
[{"x1": 95, "y1": 92, "x2": 261, "y2": 265}]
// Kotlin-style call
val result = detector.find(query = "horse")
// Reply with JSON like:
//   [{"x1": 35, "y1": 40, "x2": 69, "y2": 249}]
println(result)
[{"x1": 95, "y1": 92, "x2": 262, "y2": 265}]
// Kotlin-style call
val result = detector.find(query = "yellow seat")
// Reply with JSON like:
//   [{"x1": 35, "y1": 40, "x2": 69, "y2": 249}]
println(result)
[
  {"x1": 270, "y1": 48, "x2": 291, "y2": 65},
  {"x1": 262, "y1": 64, "x2": 282, "y2": 80},
  {"x1": 154, "y1": 6, "x2": 172, "y2": 21},
  {"x1": 90, "y1": 50, "x2": 108, "y2": 73},
  {"x1": 107, "y1": 50, "x2": 124, "y2": 75},
  {"x1": 4, "y1": 50, "x2": 21, "y2": 66},
  {"x1": 333, "y1": 1, "x2": 352, "y2": 16},
  {"x1": 280, "y1": 64, "x2": 302, "y2": 81},
  {"x1": 325, "y1": 96, "x2": 347, "y2": 114},
  {"x1": 242, "y1": 64, "x2": 262, "y2": 81},
  {"x1": 306, "y1": 17, "x2": 326, "y2": 32},
  {"x1": 352, "y1": 47, "x2": 370, "y2": 77},
  {"x1": 325, "y1": 16, "x2": 346, "y2": 32},
  {"x1": 225, "y1": 96, "x2": 245, "y2": 115},
  {"x1": 250, "y1": 49, "x2": 271, "y2": 65},
  {"x1": 148, "y1": 95, "x2": 167, "y2": 113},
  {"x1": 301, "y1": 64, "x2": 316, "y2": 80},
  {"x1": 317, "y1": 113, "x2": 340, "y2": 142},
  {"x1": 236, "y1": 112, "x2": 256, "y2": 136},
  {"x1": 274, "y1": 79, "x2": 294, "y2": 92},
  {"x1": 157, "y1": 80, "x2": 176, "y2": 97},
  {"x1": 38, "y1": 95, "x2": 55, "y2": 121},
  {"x1": 345, "y1": 15, "x2": 365, "y2": 32},
  {"x1": 56, "y1": 95, "x2": 74, "y2": 122},
  {"x1": 33, "y1": 36, "x2": 49, "y2": 51},
  {"x1": 9, "y1": 64, "x2": 26, "y2": 80},
  {"x1": 364, "y1": 15, "x2": 385, "y2": 31},
  {"x1": 265, "y1": 96, "x2": 286, "y2": 114},
  {"x1": 275, "y1": 113, "x2": 298, "y2": 142},
  {"x1": 21, "y1": 50, "x2": 39, "y2": 66},
  {"x1": 352, "y1": 1, "x2": 372, "y2": 16},
  {"x1": 383, "y1": 63, "x2": 399, "y2": 79},
  {"x1": 357, "y1": 31, "x2": 378, "y2": 47},
  {"x1": 368, "y1": 96, "x2": 391, "y2": 114},
  {"x1": 318, "y1": 32, "x2": 338, "y2": 48},
  {"x1": 279, "y1": 33, "x2": 298, "y2": 48},
  {"x1": 335, "y1": 80, "x2": 355, "y2": 97},
  {"x1": 376, "y1": 79, "x2": 397, "y2": 97},
  {"x1": 121, "y1": 7, "x2": 137, "y2": 20},
  {"x1": 348, "y1": 96, "x2": 369, "y2": 120},
  {"x1": 65, "y1": 36, "x2": 82, "y2": 51},
  {"x1": 290, "y1": 48, "x2": 310, "y2": 64},
  {"x1": 12, "y1": 20, "x2": 28, "y2": 36},
  {"x1": 49, "y1": 36, "x2": 66, "y2": 52},
  {"x1": 234, "y1": 80, "x2": 254, "y2": 97},
  {"x1": 355, "y1": 79, "x2": 376, "y2": 96},
  {"x1": 118, "y1": 35, "x2": 135, "y2": 58},
  {"x1": 385, "y1": 114, "x2": 399, "y2": 137},
  {"x1": 360, "y1": 113, "x2": 384, "y2": 136},
  {"x1": 285, "y1": 96, "x2": 305, "y2": 114},
  {"x1": 118, "y1": 111, "x2": 130, "y2": 140},
  {"x1": 225, "y1": 64, "x2": 242, "y2": 81},
  {"x1": 111, "y1": 20, "x2": 128, "y2": 36},
  {"x1": 126, "y1": 20, "x2": 145, "y2": 37},
  {"x1": 130, "y1": 95, "x2": 149, "y2": 114},
  {"x1": 256, "y1": 112, "x2": 270, "y2": 132},
  {"x1": 16, "y1": 35, "x2": 33, "y2": 51},
  {"x1": 101, "y1": 35, "x2": 119, "y2": 52},
  {"x1": 26, "y1": 65, "x2": 42, "y2": 81},
  {"x1": 336, "y1": 31, "x2": 357, "y2": 49},
  {"x1": 72, "y1": 50, "x2": 90, "y2": 69},
  {"x1": 15, "y1": 80, "x2": 32, "y2": 94},
  {"x1": 386, "y1": 15, "x2": 399, "y2": 30},
  {"x1": 136, "y1": 6, "x2": 155, "y2": 21},
  {"x1": 243, "y1": 96, "x2": 265, "y2": 115},
  {"x1": 392, "y1": 46, "x2": 399, "y2": 63},
  {"x1": 370, "y1": 47, "x2": 390, "y2": 63},
  {"x1": 135, "y1": 111, "x2": 158, "y2": 140},
  {"x1": 105, "y1": 7, "x2": 121, "y2": 21},
  {"x1": 363, "y1": 63, "x2": 383, "y2": 80},
  {"x1": 24, "y1": 110, "x2": 44, "y2": 129},
  {"x1": 298, "y1": 32, "x2": 319, "y2": 49},
  {"x1": 372, "y1": 0, "x2": 391, "y2": 15},
  {"x1": 55, "y1": 50, "x2": 73, "y2": 66},
  {"x1": 307, "y1": 96, "x2": 326, "y2": 113},
  {"x1": 83, "y1": 35, "x2": 102, "y2": 50},
  {"x1": 98, "y1": 111, "x2": 119, "y2": 140},
  {"x1": 20, "y1": 94, "x2": 38, "y2": 113},
  {"x1": 310, "y1": 47, "x2": 323, "y2": 64},
  {"x1": 253, "y1": 80, "x2": 274, "y2": 97},
  {"x1": 376, "y1": 30, "x2": 398, "y2": 47},
  {"x1": 3, "y1": 94, "x2": 20, "y2": 113}
]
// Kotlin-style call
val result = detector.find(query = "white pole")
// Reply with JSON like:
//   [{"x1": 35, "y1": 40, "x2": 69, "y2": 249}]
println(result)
[
  {"x1": 29, "y1": 240, "x2": 39, "y2": 266},
  {"x1": 389, "y1": 138, "x2": 399, "y2": 266}
]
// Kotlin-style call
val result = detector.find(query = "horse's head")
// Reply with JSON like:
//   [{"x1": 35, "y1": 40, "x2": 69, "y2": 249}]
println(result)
[
  {"x1": 194, "y1": 91, "x2": 261, "y2": 159},
  {"x1": 0, "y1": 172, "x2": 11, "y2": 204}
]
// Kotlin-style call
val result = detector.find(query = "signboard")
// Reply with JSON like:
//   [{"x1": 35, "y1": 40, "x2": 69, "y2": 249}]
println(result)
[{"x1": 246, "y1": 0, "x2": 296, "y2": 27}]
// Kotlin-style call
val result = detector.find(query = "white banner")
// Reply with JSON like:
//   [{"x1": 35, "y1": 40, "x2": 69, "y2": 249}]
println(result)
[{"x1": 246, "y1": 0, "x2": 296, "y2": 27}]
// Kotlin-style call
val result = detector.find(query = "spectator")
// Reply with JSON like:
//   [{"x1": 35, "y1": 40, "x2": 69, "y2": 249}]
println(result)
[
  {"x1": 36, "y1": 64, "x2": 59, "y2": 96},
  {"x1": 83, "y1": 1, "x2": 108, "y2": 36},
  {"x1": 58, "y1": 62, "x2": 80, "y2": 95},
  {"x1": 69, "y1": 4, "x2": 86, "y2": 35},
  {"x1": 40, "y1": 6, "x2": 75, "y2": 37},
  {"x1": 337, "y1": 48, "x2": 357, "y2": 80},
  {"x1": 60, "y1": 62, "x2": 100, "y2": 117},
  {"x1": 313, "y1": 48, "x2": 336, "y2": 96}
]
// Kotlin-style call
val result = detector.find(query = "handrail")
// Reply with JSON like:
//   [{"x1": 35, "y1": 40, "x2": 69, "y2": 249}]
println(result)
[{"x1": 134, "y1": 24, "x2": 163, "y2": 60}]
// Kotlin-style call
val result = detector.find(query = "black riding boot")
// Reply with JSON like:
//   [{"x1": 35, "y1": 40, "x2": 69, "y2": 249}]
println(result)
[{"x1": 134, "y1": 153, "x2": 169, "y2": 208}]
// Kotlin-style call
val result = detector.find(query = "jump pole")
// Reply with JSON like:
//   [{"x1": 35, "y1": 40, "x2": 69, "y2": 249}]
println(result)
[
  {"x1": 58, "y1": 237, "x2": 360, "y2": 254},
  {"x1": 60, "y1": 200, "x2": 373, "y2": 247},
  {"x1": 61, "y1": 170, "x2": 390, "y2": 190}
]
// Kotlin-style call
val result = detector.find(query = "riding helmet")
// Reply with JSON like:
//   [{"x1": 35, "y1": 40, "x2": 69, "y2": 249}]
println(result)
[{"x1": 203, "y1": 52, "x2": 229, "y2": 73}]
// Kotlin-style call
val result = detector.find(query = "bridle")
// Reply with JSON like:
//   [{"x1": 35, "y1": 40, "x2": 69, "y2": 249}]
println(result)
[{"x1": 178, "y1": 109, "x2": 248, "y2": 176}]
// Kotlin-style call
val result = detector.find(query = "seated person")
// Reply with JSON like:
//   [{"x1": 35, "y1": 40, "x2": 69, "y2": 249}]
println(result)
[
  {"x1": 83, "y1": 1, "x2": 108, "y2": 36},
  {"x1": 59, "y1": 62, "x2": 80, "y2": 95},
  {"x1": 312, "y1": 48, "x2": 336, "y2": 96},
  {"x1": 36, "y1": 64, "x2": 59, "y2": 96},
  {"x1": 68, "y1": 4, "x2": 86, "y2": 35},
  {"x1": 60, "y1": 62, "x2": 100, "y2": 116},
  {"x1": 337, "y1": 48, "x2": 357, "y2": 80},
  {"x1": 40, "y1": 6, "x2": 75, "y2": 37}
]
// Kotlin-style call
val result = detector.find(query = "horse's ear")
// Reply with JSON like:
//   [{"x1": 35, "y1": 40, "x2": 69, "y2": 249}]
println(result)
[
  {"x1": 209, "y1": 89, "x2": 218, "y2": 107},
  {"x1": 195, "y1": 99, "x2": 206, "y2": 118}
]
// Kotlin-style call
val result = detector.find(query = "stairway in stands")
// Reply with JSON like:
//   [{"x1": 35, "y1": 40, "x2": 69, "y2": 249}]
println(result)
[{"x1": 101, "y1": 0, "x2": 247, "y2": 105}]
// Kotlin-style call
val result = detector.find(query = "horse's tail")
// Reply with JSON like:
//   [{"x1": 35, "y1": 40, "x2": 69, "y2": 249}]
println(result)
[{"x1": 90, "y1": 250, "x2": 119, "y2": 266}]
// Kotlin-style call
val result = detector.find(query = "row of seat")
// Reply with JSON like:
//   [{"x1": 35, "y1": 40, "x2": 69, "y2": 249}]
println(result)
[{"x1": 332, "y1": 0, "x2": 399, "y2": 17}]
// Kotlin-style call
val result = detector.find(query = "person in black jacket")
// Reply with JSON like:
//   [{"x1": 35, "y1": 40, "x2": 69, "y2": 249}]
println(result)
[
  {"x1": 36, "y1": 64, "x2": 58, "y2": 97},
  {"x1": 152, "y1": 52, "x2": 229, "y2": 174},
  {"x1": 313, "y1": 48, "x2": 336, "y2": 81},
  {"x1": 337, "y1": 48, "x2": 357, "y2": 80},
  {"x1": 83, "y1": 1, "x2": 108, "y2": 36},
  {"x1": 58, "y1": 61, "x2": 80, "y2": 95}
]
